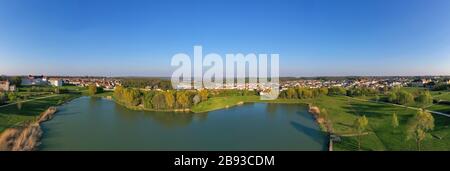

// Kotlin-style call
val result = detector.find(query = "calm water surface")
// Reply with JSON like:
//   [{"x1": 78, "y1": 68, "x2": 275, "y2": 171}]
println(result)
[{"x1": 40, "y1": 97, "x2": 328, "y2": 150}]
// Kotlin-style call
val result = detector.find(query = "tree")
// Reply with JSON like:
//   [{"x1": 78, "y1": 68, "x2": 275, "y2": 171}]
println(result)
[
  {"x1": 0, "y1": 92, "x2": 7, "y2": 105},
  {"x1": 142, "y1": 91, "x2": 156, "y2": 109},
  {"x1": 388, "y1": 92, "x2": 397, "y2": 103},
  {"x1": 397, "y1": 91, "x2": 414, "y2": 105},
  {"x1": 198, "y1": 89, "x2": 209, "y2": 101},
  {"x1": 164, "y1": 91, "x2": 175, "y2": 109},
  {"x1": 392, "y1": 113, "x2": 399, "y2": 129},
  {"x1": 17, "y1": 100, "x2": 22, "y2": 110},
  {"x1": 87, "y1": 84, "x2": 104, "y2": 96},
  {"x1": 7, "y1": 92, "x2": 17, "y2": 102},
  {"x1": 319, "y1": 87, "x2": 329, "y2": 96},
  {"x1": 10, "y1": 76, "x2": 22, "y2": 87},
  {"x1": 176, "y1": 91, "x2": 189, "y2": 109},
  {"x1": 353, "y1": 115, "x2": 369, "y2": 151},
  {"x1": 415, "y1": 91, "x2": 433, "y2": 108},
  {"x1": 114, "y1": 86, "x2": 124, "y2": 99},
  {"x1": 328, "y1": 87, "x2": 346, "y2": 96},
  {"x1": 152, "y1": 92, "x2": 166, "y2": 109},
  {"x1": 407, "y1": 109, "x2": 434, "y2": 151},
  {"x1": 302, "y1": 89, "x2": 313, "y2": 98},
  {"x1": 87, "y1": 84, "x2": 98, "y2": 96},
  {"x1": 124, "y1": 88, "x2": 141, "y2": 106},
  {"x1": 54, "y1": 88, "x2": 61, "y2": 94}
]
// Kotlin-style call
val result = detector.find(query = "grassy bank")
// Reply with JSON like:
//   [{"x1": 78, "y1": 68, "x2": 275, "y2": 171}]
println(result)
[
  {"x1": 191, "y1": 96, "x2": 259, "y2": 113},
  {"x1": 191, "y1": 96, "x2": 314, "y2": 113},
  {"x1": 0, "y1": 93, "x2": 80, "y2": 133}
]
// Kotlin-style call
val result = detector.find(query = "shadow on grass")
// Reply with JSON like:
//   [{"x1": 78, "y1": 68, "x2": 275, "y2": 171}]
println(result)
[
  {"x1": 343, "y1": 102, "x2": 394, "y2": 120},
  {"x1": 290, "y1": 121, "x2": 328, "y2": 145},
  {"x1": 0, "y1": 95, "x2": 73, "y2": 117}
]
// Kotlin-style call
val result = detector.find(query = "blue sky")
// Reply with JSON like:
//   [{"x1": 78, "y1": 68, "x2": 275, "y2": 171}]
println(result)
[{"x1": 0, "y1": 0, "x2": 449, "y2": 76}]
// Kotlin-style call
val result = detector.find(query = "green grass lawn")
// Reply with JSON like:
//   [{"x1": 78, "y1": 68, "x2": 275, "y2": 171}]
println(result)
[
  {"x1": 195, "y1": 95, "x2": 450, "y2": 151},
  {"x1": 191, "y1": 96, "x2": 260, "y2": 113},
  {"x1": 0, "y1": 94, "x2": 79, "y2": 132},
  {"x1": 433, "y1": 91, "x2": 450, "y2": 101},
  {"x1": 427, "y1": 104, "x2": 450, "y2": 114},
  {"x1": 306, "y1": 96, "x2": 450, "y2": 151}
]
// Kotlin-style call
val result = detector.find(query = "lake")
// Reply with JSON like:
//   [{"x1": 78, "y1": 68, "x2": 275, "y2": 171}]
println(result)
[{"x1": 40, "y1": 97, "x2": 328, "y2": 150}]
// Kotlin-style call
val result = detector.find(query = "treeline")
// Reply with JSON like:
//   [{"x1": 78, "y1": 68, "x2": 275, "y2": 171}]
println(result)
[
  {"x1": 387, "y1": 89, "x2": 433, "y2": 106},
  {"x1": 279, "y1": 86, "x2": 433, "y2": 107},
  {"x1": 279, "y1": 86, "x2": 378, "y2": 99},
  {"x1": 114, "y1": 86, "x2": 208, "y2": 110},
  {"x1": 0, "y1": 91, "x2": 31, "y2": 105},
  {"x1": 120, "y1": 78, "x2": 172, "y2": 90},
  {"x1": 0, "y1": 92, "x2": 7, "y2": 105},
  {"x1": 279, "y1": 87, "x2": 330, "y2": 99},
  {"x1": 346, "y1": 87, "x2": 379, "y2": 97},
  {"x1": 87, "y1": 84, "x2": 104, "y2": 95},
  {"x1": 432, "y1": 83, "x2": 450, "y2": 91}
]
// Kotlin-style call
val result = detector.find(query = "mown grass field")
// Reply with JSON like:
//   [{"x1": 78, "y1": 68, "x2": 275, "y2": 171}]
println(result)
[
  {"x1": 433, "y1": 91, "x2": 450, "y2": 101},
  {"x1": 191, "y1": 96, "x2": 260, "y2": 113},
  {"x1": 0, "y1": 94, "x2": 79, "y2": 132},
  {"x1": 316, "y1": 96, "x2": 450, "y2": 151},
  {"x1": 359, "y1": 87, "x2": 450, "y2": 117},
  {"x1": 196, "y1": 95, "x2": 450, "y2": 151}
]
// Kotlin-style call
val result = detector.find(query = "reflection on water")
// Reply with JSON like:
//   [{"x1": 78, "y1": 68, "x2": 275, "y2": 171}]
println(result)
[{"x1": 40, "y1": 97, "x2": 327, "y2": 151}]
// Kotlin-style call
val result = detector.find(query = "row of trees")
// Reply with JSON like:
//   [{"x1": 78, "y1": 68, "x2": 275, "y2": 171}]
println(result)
[
  {"x1": 87, "y1": 84, "x2": 104, "y2": 96},
  {"x1": 387, "y1": 90, "x2": 433, "y2": 107},
  {"x1": 0, "y1": 92, "x2": 25, "y2": 110},
  {"x1": 432, "y1": 83, "x2": 450, "y2": 91},
  {"x1": 279, "y1": 86, "x2": 380, "y2": 99},
  {"x1": 346, "y1": 87, "x2": 379, "y2": 97},
  {"x1": 0, "y1": 92, "x2": 23, "y2": 105},
  {"x1": 120, "y1": 78, "x2": 172, "y2": 90},
  {"x1": 279, "y1": 87, "x2": 330, "y2": 99},
  {"x1": 114, "y1": 86, "x2": 210, "y2": 110},
  {"x1": 279, "y1": 86, "x2": 381, "y2": 100}
]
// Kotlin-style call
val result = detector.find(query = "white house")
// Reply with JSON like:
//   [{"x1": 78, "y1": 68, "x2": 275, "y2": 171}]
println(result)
[{"x1": 49, "y1": 79, "x2": 63, "y2": 87}]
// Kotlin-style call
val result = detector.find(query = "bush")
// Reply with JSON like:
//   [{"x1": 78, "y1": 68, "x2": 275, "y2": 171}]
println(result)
[{"x1": 328, "y1": 87, "x2": 347, "y2": 96}]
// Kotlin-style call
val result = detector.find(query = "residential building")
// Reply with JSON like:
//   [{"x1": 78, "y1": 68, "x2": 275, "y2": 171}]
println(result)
[
  {"x1": 49, "y1": 79, "x2": 63, "y2": 87},
  {"x1": 21, "y1": 75, "x2": 48, "y2": 85}
]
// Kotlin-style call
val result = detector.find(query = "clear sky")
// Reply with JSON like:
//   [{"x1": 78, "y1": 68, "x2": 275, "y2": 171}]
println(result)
[{"x1": 0, "y1": 0, "x2": 449, "y2": 77}]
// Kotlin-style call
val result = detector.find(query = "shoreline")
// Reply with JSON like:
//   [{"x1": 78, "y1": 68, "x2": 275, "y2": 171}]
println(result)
[
  {"x1": 0, "y1": 94, "x2": 79, "y2": 151},
  {"x1": 0, "y1": 107, "x2": 57, "y2": 151},
  {"x1": 307, "y1": 104, "x2": 333, "y2": 151}
]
